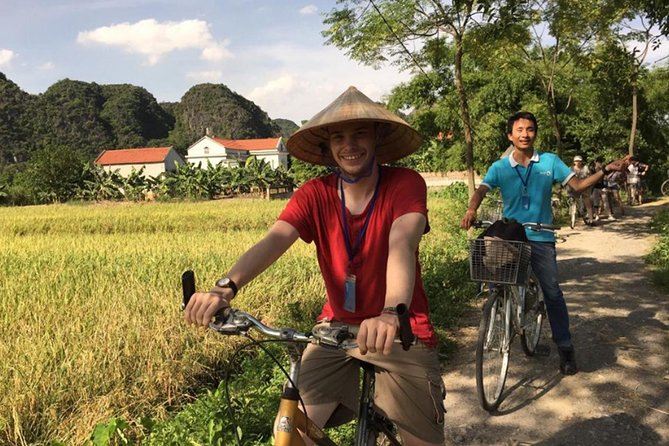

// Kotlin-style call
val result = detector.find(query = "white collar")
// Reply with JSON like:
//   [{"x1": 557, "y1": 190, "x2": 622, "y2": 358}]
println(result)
[{"x1": 508, "y1": 150, "x2": 539, "y2": 167}]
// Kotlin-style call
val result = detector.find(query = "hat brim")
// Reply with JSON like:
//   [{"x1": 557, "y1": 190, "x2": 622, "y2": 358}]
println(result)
[{"x1": 286, "y1": 87, "x2": 422, "y2": 166}]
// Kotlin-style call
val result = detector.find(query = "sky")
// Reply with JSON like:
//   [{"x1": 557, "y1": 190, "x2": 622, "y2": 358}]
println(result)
[
  {"x1": 0, "y1": 1, "x2": 666, "y2": 125},
  {"x1": 0, "y1": 0, "x2": 412, "y2": 124}
]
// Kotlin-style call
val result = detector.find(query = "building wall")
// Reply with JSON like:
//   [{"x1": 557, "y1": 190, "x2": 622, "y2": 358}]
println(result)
[
  {"x1": 186, "y1": 137, "x2": 244, "y2": 168},
  {"x1": 102, "y1": 163, "x2": 166, "y2": 177}
]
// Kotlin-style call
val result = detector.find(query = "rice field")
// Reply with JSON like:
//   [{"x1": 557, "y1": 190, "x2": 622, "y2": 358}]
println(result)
[{"x1": 0, "y1": 193, "x2": 471, "y2": 445}]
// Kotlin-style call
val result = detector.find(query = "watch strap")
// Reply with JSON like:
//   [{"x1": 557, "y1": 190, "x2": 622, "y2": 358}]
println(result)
[{"x1": 215, "y1": 277, "x2": 238, "y2": 297}]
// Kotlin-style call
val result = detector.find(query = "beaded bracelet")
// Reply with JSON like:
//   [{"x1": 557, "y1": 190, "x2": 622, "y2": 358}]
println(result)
[{"x1": 381, "y1": 306, "x2": 398, "y2": 315}]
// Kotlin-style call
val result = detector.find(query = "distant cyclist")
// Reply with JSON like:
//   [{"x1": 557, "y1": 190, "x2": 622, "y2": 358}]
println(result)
[{"x1": 461, "y1": 111, "x2": 630, "y2": 376}]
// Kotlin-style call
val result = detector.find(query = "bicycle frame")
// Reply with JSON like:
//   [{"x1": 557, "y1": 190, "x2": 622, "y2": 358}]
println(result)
[{"x1": 274, "y1": 346, "x2": 400, "y2": 446}]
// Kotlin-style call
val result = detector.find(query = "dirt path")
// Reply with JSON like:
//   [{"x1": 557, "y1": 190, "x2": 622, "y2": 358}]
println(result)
[{"x1": 441, "y1": 197, "x2": 669, "y2": 446}]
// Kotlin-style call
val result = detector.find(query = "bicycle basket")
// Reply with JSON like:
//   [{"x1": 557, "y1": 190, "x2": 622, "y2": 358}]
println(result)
[{"x1": 469, "y1": 237, "x2": 532, "y2": 284}]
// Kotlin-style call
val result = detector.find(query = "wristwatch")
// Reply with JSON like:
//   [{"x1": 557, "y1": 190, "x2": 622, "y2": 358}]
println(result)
[{"x1": 214, "y1": 277, "x2": 238, "y2": 298}]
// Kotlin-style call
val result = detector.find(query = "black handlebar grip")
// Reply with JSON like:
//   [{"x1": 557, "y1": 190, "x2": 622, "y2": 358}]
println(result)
[
  {"x1": 181, "y1": 270, "x2": 195, "y2": 310},
  {"x1": 396, "y1": 303, "x2": 415, "y2": 351}
]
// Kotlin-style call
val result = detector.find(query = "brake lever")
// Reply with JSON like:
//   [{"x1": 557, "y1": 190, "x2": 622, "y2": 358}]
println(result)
[{"x1": 209, "y1": 309, "x2": 253, "y2": 335}]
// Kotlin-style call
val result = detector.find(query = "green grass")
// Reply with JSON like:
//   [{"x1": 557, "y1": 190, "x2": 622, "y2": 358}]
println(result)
[
  {"x1": 0, "y1": 190, "x2": 476, "y2": 445},
  {"x1": 646, "y1": 208, "x2": 669, "y2": 290}
]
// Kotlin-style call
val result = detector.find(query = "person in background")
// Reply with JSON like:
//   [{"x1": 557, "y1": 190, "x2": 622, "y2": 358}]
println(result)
[
  {"x1": 627, "y1": 156, "x2": 650, "y2": 205},
  {"x1": 570, "y1": 155, "x2": 595, "y2": 225},
  {"x1": 605, "y1": 169, "x2": 626, "y2": 217},
  {"x1": 461, "y1": 111, "x2": 629, "y2": 376},
  {"x1": 592, "y1": 157, "x2": 615, "y2": 221},
  {"x1": 184, "y1": 86, "x2": 446, "y2": 446}
]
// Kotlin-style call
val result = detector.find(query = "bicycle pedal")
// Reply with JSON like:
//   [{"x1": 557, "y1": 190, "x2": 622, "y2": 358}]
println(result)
[{"x1": 534, "y1": 344, "x2": 551, "y2": 357}]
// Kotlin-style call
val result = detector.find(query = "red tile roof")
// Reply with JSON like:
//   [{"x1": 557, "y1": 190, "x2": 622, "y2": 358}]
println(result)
[
  {"x1": 212, "y1": 137, "x2": 280, "y2": 151},
  {"x1": 95, "y1": 147, "x2": 173, "y2": 165}
]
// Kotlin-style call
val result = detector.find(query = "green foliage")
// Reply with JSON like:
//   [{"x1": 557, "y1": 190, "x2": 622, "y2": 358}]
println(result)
[
  {"x1": 89, "y1": 418, "x2": 130, "y2": 446},
  {"x1": 17, "y1": 145, "x2": 88, "y2": 203},
  {"x1": 287, "y1": 158, "x2": 330, "y2": 186},
  {"x1": 100, "y1": 84, "x2": 175, "y2": 149},
  {"x1": 0, "y1": 73, "x2": 33, "y2": 163},
  {"x1": 646, "y1": 209, "x2": 669, "y2": 289}
]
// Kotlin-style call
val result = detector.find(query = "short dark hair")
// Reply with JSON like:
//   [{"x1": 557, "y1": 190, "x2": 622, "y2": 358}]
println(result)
[{"x1": 507, "y1": 112, "x2": 538, "y2": 134}]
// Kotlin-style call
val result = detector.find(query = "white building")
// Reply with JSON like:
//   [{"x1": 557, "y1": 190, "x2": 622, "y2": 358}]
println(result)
[
  {"x1": 95, "y1": 147, "x2": 184, "y2": 177},
  {"x1": 186, "y1": 136, "x2": 289, "y2": 169}
]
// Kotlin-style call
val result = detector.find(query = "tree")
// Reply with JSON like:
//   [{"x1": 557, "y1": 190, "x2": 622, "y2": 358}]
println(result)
[
  {"x1": 76, "y1": 164, "x2": 124, "y2": 201},
  {"x1": 20, "y1": 145, "x2": 88, "y2": 203},
  {"x1": 605, "y1": 9, "x2": 666, "y2": 155},
  {"x1": 323, "y1": 0, "x2": 527, "y2": 196}
]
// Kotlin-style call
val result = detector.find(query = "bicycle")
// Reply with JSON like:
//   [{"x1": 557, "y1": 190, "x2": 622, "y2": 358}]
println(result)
[
  {"x1": 181, "y1": 270, "x2": 415, "y2": 446},
  {"x1": 468, "y1": 220, "x2": 559, "y2": 412},
  {"x1": 661, "y1": 169, "x2": 669, "y2": 197}
]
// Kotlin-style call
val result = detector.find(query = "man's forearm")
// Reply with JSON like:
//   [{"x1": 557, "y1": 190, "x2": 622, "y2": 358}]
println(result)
[
  {"x1": 569, "y1": 169, "x2": 606, "y2": 192},
  {"x1": 467, "y1": 186, "x2": 488, "y2": 213}
]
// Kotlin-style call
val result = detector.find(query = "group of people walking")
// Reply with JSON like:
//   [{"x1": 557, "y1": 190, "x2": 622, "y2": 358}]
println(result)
[{"x1": 569, "y1": 154, "x2": 649, "y2": 225}]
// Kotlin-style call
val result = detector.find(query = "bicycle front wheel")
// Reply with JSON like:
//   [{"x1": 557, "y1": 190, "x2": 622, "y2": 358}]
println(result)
[
  {"x1": 521, "y1": 272, "x2": 545, "y2": 356},
  {"x1": 661, "y1": 179, "x2": 669, "y2": 197},
  {"x1": 475, "y1": 290, "x2": 510, "y2": 412}
]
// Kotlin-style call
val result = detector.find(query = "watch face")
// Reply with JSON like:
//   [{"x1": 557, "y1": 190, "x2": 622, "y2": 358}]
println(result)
[{"x1": 216, "y1": 277, "x2": 231, "y2": 288}]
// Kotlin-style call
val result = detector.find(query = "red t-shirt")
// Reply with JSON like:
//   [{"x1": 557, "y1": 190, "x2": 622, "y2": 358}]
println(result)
[{"x1": 278, "y1": 166, "x2": 437, "y2": 346}]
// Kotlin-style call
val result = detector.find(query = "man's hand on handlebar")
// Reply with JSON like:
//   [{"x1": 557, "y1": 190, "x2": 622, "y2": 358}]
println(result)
[
  {"x1": 183, "y1": 288, "x2": 234, "y2": 326},
  {"x1": 460, "y1": 209, "x2": 477, "y2": 230},
  {"x1": 357, "y1": 313, "x2": 399, "y2": 356}
]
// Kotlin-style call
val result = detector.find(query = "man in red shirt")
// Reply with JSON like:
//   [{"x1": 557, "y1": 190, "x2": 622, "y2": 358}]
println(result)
[{"x1": 184, "y1": 86, "x2": 445, "y2": 446}]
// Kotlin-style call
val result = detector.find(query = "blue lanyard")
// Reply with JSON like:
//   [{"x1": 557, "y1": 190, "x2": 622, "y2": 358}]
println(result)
[
  {"x1": 514, "y1": 161, "x2": 534, "y2": 190},
  {"x1": 339, "y1": 169, "x2": 381, "y2": 267}
]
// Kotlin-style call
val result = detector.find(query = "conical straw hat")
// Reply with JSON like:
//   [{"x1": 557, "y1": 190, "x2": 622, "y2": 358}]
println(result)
[{"x1": 286, "y1": 86, "x2": 422, "y2": 166}]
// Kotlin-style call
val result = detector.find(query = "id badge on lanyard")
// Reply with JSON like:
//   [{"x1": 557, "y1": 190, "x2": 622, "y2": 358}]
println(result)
[
  {"x1": 343, "y1": 272, "x2": 356, "y2": 312},
  {"x1": 515, "y1": 163, "x2": 534, "y2": 211},
  {"x1": 521, "y1": 189, "x2": 530, "y2": 210},
  {"x1": 339, "y1": 171, "x2": 381, "y2": 314}
]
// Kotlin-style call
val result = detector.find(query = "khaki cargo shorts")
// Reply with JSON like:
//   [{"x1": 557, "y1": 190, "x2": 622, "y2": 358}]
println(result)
[{"x1": 298, "y1": 322, "x2": 446, "y2": 444}]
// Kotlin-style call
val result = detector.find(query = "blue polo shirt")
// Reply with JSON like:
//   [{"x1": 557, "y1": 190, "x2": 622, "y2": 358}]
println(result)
[{"x1": 482, "y1": 151, "x2": 574, "y2": 242}]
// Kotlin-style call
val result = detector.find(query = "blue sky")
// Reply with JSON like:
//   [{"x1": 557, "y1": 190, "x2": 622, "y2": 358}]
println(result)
[
  {"x1": 1, "y1": 1, "x2": 666, "y2": 125},
  {"x1": 0, "y1": 0, "x2": 411, "y2": 123}
]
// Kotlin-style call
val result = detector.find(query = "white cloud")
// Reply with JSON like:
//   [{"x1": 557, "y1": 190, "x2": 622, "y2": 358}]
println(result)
[
  {"x1": 186, "y1": 70, "x2": 223, "y2": 82},
  {"x1": 248, "y1": 74, "x2": 298, "y2": 102},
  {"x1": 237, "y1": 43, "x2": 411, "y2": 122},
  {"x1": 38, "y1": 62, "x2": 55, "y2": 70},
  {"x1": 299, "y1": 5, "x2": 319, "y2": 15},
  {"x1": 0, "y1": 49, "x2": 16, "y2": 67},
  {"x1": 201, "y1": 40, "x2": 233, "y2": 62},
  {"x1": 77, "y1": 18, "x2": 233, "y2": 65}
]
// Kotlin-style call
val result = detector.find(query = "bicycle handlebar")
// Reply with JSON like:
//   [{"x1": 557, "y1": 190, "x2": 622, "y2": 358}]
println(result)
[
  {"x1": 472, "y1": 219, "x2": 560, "y2": 232},
  {"x1": 180, "y1": 270, "x2": 416, "y2": 351}
]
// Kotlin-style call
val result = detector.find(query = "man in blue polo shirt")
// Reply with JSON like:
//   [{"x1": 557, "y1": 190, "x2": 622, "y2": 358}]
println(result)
[{"x1": 461, "y1": 111, "x2": 628, "y2": 375}]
